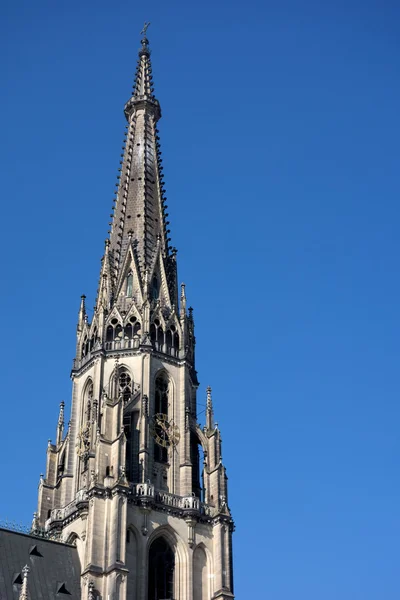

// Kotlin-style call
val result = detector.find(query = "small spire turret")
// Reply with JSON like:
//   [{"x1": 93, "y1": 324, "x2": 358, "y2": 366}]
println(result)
[
  {"x1": 206, "y1": 386, "x2": 214, "y2": 430},
  {"x1": 56, "y1": 401, "x2": 65, "y2": 446},
  {"x1": 77, "y1": 295, "x2": 86, "y2": 331},
  {"x1": 88, "y1": 581, "x2": 95, "y2": 600},
  {"x1": 19, "y1": 565, "x2": 30, "y2": 600},
  {"x1": 180, "y1": 283, "x2": 186, "y2": 317}
]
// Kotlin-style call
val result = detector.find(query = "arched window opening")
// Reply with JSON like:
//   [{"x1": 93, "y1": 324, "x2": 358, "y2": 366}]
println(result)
[
  {"x1": 154, "y1": 375, "x2": 169, "y2": 463},
  {"x1": 152, "y1": 275, "x2": 159, "y2": 300},
  {"x1": 191, "y1": 435, "x2": 202, "y2": 499},
  {"x1": 155, "y1": 376, "x2": 168, "y2": 414},
  {"x1": 82, "y1": 336, "x2": 88, "y2": 357},
  {"x1": 123, "y1": 410, "x2": 140, "y2": 483},
  {"x1": 89, "y1": 328, "x2": 97, "y2": 351},
  {"x1": 173, "y1": 332, "x2": 179, "y2": 354},
  {"x1": 148, "y1": 537, "x2": 175, "y2": 600},
  {"x1": 106, "y1": 325, "x2": 114, "y2": 342},
  {"x1": 124, "y1": 323, "x2": 133, "y2": 339},
  {"x1": 126, "y1": 272, "x2": 133, "y2": 297},
  {"x1": 150, "y1": 323, "x2": 156, "y2": 343},
  {"x1": 165, "y1": 330, "x2": 172, "y2": 354},
  {"x1": 106, "y1": 320, "x2": 124, "y2": 348},
  {"x1": 119, "y1": 370, "x2": 132, "y2": 403},
  {"x1": 134, "y1": 321, "x2": 141, "y2": 335},
  {"x1": 58, "y1": 450, "x2": 66, "y2": 477},
  {"x1": 157, "y1": 327, "x2": 164, "y2": 351}
]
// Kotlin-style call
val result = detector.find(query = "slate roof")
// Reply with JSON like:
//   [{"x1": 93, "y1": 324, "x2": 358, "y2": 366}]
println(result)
[{"x1": 0, "y1": 528, "x2": 81, "y2": 599}]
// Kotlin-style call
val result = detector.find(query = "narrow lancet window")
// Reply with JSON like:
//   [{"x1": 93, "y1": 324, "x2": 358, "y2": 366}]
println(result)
[
  {"x1": 126, "y1": 272, "x2": 133, "y2": 297},
  {"x1": 152, "y1": 275, "x2": 159, "y2": 300}
]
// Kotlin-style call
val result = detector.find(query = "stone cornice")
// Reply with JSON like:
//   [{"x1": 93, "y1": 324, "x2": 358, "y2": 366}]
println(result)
[{"x1": 71, "y1": 344, "x2": 195, "y2": 378}]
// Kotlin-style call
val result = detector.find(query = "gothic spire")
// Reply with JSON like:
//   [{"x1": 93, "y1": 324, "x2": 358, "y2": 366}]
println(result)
[{"x1": 106, "y1": 24, "x2": 175, "y2": 308}]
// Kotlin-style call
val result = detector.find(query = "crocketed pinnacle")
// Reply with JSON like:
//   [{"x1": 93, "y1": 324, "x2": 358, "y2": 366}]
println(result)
[
  {"x1": 19, "y1": 565, "x2": 30, "y2": 600},
  {"x1": 106, "y1": 26, "x2": 176, "y2": 306}
]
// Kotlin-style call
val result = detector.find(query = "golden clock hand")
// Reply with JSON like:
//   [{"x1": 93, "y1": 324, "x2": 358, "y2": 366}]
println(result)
[{"x1": 158, "y1": 421, "x2": 169, "y2": 435}]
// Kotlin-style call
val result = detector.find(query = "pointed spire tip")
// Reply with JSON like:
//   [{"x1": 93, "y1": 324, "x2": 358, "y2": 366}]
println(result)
[{"x1": 139, "y1": 21, "x2": 151, "y2": 57}]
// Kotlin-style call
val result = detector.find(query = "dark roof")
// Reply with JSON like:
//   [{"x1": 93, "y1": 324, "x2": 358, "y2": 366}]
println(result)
[{"x1": 0, "y1": 528, "x2": 81, "y2": 599}]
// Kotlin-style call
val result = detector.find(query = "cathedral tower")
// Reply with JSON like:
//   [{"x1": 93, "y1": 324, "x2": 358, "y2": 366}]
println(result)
[{"x1": 36, "y1": 28, "x2": 234, "y2": 600}]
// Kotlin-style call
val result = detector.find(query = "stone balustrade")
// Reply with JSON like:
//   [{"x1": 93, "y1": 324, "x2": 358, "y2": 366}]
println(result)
[
  {"x1": 44, "y1": 485, "x2": 215, "y2": 531},
  {"x1": 132, "y1": 483, "x2": 215, "y2": 516},
  {"x1": 105, "y1": 338, "x2": 139, "y2": 351},
  {"x1": 46, "y1": 490, "x2": 88, "y2": 529}
]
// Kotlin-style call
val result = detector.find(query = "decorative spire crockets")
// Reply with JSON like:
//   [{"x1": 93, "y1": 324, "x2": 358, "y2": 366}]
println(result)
[
  {"x1": 206, "y1": 386, "x2": 214, "y2": 430},
  {"x1": 103, "y1": 24, "x2": 176, "y2": 310}
]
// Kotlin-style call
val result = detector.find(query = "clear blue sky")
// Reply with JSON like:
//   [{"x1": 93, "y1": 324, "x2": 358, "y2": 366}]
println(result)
[{"x1": 1, "y1": 1, "x2": 400, "y2": 598}]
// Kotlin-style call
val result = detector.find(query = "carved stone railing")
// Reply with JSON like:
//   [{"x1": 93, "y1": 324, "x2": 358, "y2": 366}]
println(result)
[
  {"x1": 152, "y1": 341, "x2": 179, "y2": 358},
  {"x1": 132, "y1": 483, "x2": 216, "y2": 516},
  {"x1": 105, "y1": 338, "x2": 139, "y2": 351},
  {"x1": 45, "y1": 489, "x2": 89, "y2": 530},
  {"x1": 72, "y1": 351, "x2": 93, "y2": 370},
  {"x1": 135, "y1": 482, "x2": 155, "y2": 497}
]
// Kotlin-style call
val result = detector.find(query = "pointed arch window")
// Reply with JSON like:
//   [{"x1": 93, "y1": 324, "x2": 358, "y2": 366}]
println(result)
[
  {"x1": 191, "y1": 434, "x2": 203, "y2": 500},
  {"x1": 89, "y1": 327, "x2": 98, "y2": 351},
  {"x1": 155, "y1": 375, "x2": 169, "y2": 415},
  {"x1": 148, "y1": 537, "x2": 175, "y2": 600},
  {"x1": 154, "y1": 375, "x2": 169, "y2": 463},
  {"x1": 126, "y1": 272, "x2": 133, "y2": 297},
  {"x1": 111, "y1": 368, "x2": 133, "y2": 403},
  {"x1": 124, "y1": 410, "x2": 140, "y2": 483},
  {"x1": 152, "y1": 275, "x2": 159, "y2": 300},
  {"x1": 82, "y1": 336, "x2": 89, "y2": 358},
  {"x1": 119, "y1": 370, "x2": 132, "y2": 403},
  {"x1": 58, "y1": 449, "x2": 66, "y2": 477}
]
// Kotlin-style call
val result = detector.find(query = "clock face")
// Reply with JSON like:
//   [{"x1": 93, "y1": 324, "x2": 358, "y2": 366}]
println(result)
[{"x1": 151, "y1": 413, "x2": 180, "y2": 448}]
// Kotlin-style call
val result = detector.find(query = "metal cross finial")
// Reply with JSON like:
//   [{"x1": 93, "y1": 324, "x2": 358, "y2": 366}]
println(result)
[{"x1": 141, "y1": 22, "x2": 151, "y2": 37}]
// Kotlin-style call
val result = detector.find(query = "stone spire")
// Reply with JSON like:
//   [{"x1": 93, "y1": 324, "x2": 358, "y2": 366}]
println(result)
[
  {"x1": 132, "y1": 23, "x2": 155, "y2": 99},
  {"x1": 56, "y1": 401, "x2": 65, "y2": 446},
  {"x1": 206, "y1": 386, "x2": 214, "y2": 430},
  {"x1": 106, "y1": 24, "x2": 176, "y2": 307},
  {"x1": 77, "y1": 295, "x2": 86, "y2": 331},
  {"x1": 19, "y1": 565, "x2": 30, "y2": 600}
]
